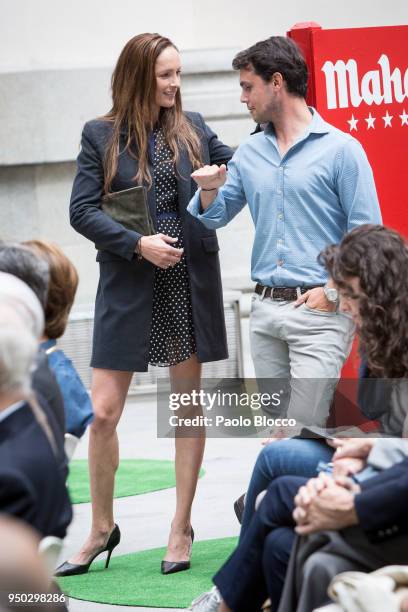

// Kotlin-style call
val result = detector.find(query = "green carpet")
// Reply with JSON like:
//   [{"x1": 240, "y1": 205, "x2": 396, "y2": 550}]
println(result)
[
  {"x1": 58, "y1": 536, "x2": 237, "y2": 608},
  {"x1": 68, "y1": 459, "x2": 204, "y2": 504}
]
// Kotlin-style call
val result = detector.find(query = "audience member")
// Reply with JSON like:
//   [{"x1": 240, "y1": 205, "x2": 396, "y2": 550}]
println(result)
[
  {"x1": 0, "y1": 290, "x2": 72, "y2": 539},
  {"x1": 190, "y1": 225, "x2": 408, "y2": 612},
  {"x1": 0, "y1": 271, "x2": 44, "y2": 338},
  {"x1": 236, "y1": 220, "x2": 408, "y2": 535},
  {"x1": 24, "y1": 240, "x2": 93, "y2": 440},
  {"x1": 0, "y1": 515, "x2": 52, "y2": 612},
  {"x1": 0, "y1": 244, "x2": 66, "y2": 456}
]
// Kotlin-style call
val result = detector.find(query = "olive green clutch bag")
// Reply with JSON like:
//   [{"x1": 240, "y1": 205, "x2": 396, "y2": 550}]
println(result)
[{"x1": 101, "y1": 186, "x2": 155, "y2": 235}]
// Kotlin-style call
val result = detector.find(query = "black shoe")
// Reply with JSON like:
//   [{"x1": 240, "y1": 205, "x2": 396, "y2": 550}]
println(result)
[
  {"x1": 161, "y1": 527, "x2": 194, "y2": 575},
  {"x1": 233, "y1": 493, "x2": 246, "y2": 524},
  {"x1": 54, "y1": 524, "x2": 121, "y2": 577}
]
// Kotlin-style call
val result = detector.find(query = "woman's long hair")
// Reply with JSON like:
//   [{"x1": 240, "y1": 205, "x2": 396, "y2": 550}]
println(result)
[
  {"x1": 320, "y1": 224, "x2": 408, "y2": 378},
  {"x1": 102, "y1": 33, "x2": 202, "y2": 192}
]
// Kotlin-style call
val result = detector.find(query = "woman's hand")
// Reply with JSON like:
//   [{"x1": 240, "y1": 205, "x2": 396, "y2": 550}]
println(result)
[{"x1": 139, "y1": 234, "x2": 183, "y2": 269}]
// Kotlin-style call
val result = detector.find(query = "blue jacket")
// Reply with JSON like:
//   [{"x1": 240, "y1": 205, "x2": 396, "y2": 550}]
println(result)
[{"x1": 41, "y1": 339, "x2": 93, "y2": 438}]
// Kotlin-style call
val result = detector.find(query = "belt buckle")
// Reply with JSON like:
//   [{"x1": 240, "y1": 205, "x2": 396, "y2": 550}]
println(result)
[
  {"x1": 271, "y1": 287, "x2": 284, "y2": 301},
  {"x1": 260, "y1": 285, "x2": 267, "y2": 300}
]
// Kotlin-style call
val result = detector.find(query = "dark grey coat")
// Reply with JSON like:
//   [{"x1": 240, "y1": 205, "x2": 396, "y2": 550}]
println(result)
[{"x1": 70, "y1": 112, "x2": 233, "y2": 371}]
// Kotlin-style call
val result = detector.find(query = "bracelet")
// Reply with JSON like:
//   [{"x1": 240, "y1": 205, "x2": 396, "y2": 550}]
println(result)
[
  {"x1": 201, "y1": 187, "x2": 218, "y2": 192},
  {"x1": 135, "y1": 239, "x2": 143, "y2": 260}
]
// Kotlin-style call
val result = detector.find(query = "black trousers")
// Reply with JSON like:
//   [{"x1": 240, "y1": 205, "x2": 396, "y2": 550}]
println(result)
[{"x1": 213, "y1": 476, "x2": 306, "y2": 612}]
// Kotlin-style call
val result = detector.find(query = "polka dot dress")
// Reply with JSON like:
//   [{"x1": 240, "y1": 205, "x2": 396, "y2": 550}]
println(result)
[{"x1": 148, "y1": 127, "x2": 197, "y2": 367}]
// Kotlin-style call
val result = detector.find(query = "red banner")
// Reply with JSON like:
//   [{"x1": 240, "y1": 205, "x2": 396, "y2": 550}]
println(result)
[
  {"x1": 289, "y1": 23, "x2": 408, "y2": 237},
  {"x1": 288, "y1": 24, "x2": 407, "y2": 416}
]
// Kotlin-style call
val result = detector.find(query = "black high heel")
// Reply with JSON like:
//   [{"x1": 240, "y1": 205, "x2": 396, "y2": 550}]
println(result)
[
  {"x1": 161, "y1": 527, "x2": 194, "y2": 575},
  {"x1": 55, "y1": 524, "x2": 121, "y2": 577}
]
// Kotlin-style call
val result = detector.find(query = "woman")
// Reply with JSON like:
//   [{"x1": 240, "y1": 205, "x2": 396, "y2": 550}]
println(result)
[
  {"x1": 55, "y1": 33, "x2": 232, "y2": 577},
  {"x1": 24, "y1": 240, "x2": 93, "y2": 449}
]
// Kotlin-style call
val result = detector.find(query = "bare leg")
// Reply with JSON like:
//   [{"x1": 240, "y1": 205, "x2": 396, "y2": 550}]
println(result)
[
  {"x1": 68, "y1": 368, "x2": 133, "y2": 564},
  {"x1": 163, "y1": 354, "x2": 205, "y2": 563}
]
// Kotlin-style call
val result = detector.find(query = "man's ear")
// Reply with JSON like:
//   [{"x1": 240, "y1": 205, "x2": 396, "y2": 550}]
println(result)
[{"x1": 271, "y1": 72, "x2": 284, "y2": 89}]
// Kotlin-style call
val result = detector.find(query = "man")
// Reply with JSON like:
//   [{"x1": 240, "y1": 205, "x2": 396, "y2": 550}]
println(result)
[
  {"x1": 0, "y1": 286, "x2": 72, "y2": 540},
  {"x1": 0, "y1": 244, "x2": 66, "y2": 456},
  {"x1": 187, "y1": 37, "x2": 381, "y2": 425},
  {"x1": 189, "y1": 440, "x2": 408, "y2": 612},
  {"x1": 198, "y1": 459, "x2": 408, "y2": 612},
  {"x1": 278, "y1": 461, "x2": 408, "y2": 611}
]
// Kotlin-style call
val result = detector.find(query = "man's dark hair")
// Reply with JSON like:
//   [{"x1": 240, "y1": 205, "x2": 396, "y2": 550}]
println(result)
[
  {"x1": 232, "y1": 36, "x2": 308, "y2": 98},
  {"x1": 0, "y1": 243, "x2": 49, "y2": 310}
]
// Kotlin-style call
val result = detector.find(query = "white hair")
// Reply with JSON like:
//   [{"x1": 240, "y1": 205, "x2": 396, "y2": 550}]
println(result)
[
  {"x1": 0, "y1": 272, "x2": 44, "y2": 338},
  {"x1": 0, "y1": 322, "x2": 37, "y2": 395}
]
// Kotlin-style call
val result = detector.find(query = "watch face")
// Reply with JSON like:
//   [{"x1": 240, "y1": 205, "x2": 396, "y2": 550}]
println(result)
[{"x1": 326, "y1": 287, "x2": 338, "y2": 302}]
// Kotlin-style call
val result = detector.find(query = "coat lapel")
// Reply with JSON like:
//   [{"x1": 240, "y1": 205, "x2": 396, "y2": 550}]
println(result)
[
  {"x1": 144, "y1": 133, "x2": 157, "y2": 230},
  {"x1": 146, "y1": 164, "x2": 157, "y2": 230},
  {"x1": 176, "y1": 146, "x2": 193, "y2": 221}
]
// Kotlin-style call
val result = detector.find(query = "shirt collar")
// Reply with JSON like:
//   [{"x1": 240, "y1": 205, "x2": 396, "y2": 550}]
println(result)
[
  {"x1": 264, "y1": 107, "x2": 330, "y2": 140},
  {"x1": 307, "y1": 107, "x2": 330, "y2": 135},
  {"x1": 40, "y1": 338, "x2": 57, "y2": 352},
  {"x1": 0, "y1": 400, "x2": 26, "y2": 424}
]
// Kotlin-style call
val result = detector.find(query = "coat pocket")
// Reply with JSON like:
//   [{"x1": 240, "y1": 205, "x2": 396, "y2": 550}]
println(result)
[{"x1": 201, "y1": 236, "x2": 220, "y2": 253}]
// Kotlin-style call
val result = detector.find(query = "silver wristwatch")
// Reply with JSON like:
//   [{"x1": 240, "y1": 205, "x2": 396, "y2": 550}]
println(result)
[{"x1": 323, "y1": 284, "x2": 339, "y2": 304}]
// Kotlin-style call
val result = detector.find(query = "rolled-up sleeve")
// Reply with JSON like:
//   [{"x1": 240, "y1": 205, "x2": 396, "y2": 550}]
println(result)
[{"x1": 336, "y1": 139, "x2": 382, "y2": 230}]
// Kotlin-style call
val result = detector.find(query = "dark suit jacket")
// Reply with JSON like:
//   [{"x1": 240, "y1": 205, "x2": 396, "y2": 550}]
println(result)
[
  {"x1": 355, "y1": 456, "x2": 408, "y2": 542},
  {"x1": 70, "y1": 112, "x2": 233, "y2": 372},
  {"x1": 0, "y1": 404, "x2": 72, "y2": 539},
  {"x1": 32, "y1": 348, "x2": 67, "y2": 478}
]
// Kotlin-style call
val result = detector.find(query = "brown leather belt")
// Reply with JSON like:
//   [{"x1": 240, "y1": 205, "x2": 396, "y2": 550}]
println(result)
[{"x1": 255, "y1": 283, "x2": 323, "y2": 301}]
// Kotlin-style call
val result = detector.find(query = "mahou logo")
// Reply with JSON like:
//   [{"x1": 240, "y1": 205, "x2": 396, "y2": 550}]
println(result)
[{"x1": 321, "y1": 54, "x2": 408, "y2": 109}]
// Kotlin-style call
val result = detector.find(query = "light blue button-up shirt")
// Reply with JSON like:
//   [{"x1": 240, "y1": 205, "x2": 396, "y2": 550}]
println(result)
[{"x1": 188, "y1": 109, "x2": 382, "y2": 287}]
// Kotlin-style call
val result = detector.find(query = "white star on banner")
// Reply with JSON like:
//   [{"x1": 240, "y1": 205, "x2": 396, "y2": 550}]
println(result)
[
  {"x1": 400, "y1": 109, "x2": 408, "y2": 126},
  {"x1": 382, "y1": 111, "x2": 393, "y2": 127},
  {"x1": 347, "y1": 114, "x2": 358, "y2": 131},
  {"x1": 365, "y1": 113, "x2": 376, "y2": 129}
]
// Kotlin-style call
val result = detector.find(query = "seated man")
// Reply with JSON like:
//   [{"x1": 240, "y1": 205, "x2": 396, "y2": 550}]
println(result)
[
  {"x1": 202, "y1": 459, "x2": 408, "y2": 612},
  {"x1": 280, "y1": 459, "x2": 408, "y2": 611},
  {"x1": 0, "y1": 282, "x2": 72, "y2": 539}
]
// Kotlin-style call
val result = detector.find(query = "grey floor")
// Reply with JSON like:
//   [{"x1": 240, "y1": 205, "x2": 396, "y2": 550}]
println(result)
[{"x1": 65, "y1": 316, "x2": 260, "y2": 612}]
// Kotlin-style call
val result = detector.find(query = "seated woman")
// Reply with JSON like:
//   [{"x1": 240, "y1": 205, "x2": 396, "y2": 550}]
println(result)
[
  {"x1": 190, "y1": 224, "x2": 408, "y2": 612},
  {"x1": 24, "y1": 240, "x2": 93, "y2": 448}
]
